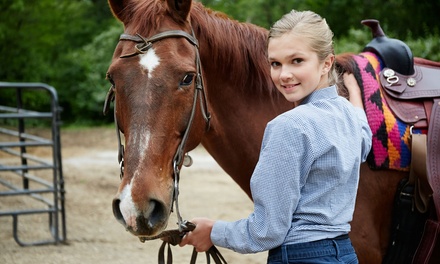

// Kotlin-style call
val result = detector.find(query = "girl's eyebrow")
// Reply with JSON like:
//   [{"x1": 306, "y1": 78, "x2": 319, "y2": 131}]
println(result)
[
  {"x1": 287, "y1": 51, "x2": 306, "y2": 58},
  {"x1": 268, "y1": 52, "x2": 304, "y2": 62}
]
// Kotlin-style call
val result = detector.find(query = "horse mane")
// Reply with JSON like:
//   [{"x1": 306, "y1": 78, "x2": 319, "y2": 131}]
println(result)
[
  {"x1": 126, "y1": 0, "x2": 277, "y2": 96},
  {"x1": 336, "y1": 53, "x2": 357, "y2": 74},
  {"x1": 190, "y1": 3, "x2": 276, "y2": 96},
  {"x1": 335, "y1": 52, "x2": 358, "y2": 100}
]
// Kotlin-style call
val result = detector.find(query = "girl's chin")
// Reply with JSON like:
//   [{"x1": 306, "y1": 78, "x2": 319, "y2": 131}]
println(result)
[{"x1": 283, "y1": 94, "x2": 301, "y2": 103}]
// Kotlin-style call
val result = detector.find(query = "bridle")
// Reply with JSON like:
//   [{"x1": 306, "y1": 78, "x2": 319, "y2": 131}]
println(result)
[
  {"x1": 102, "y1": 27, "x2": 211, "y2": 234},
  {"x1": 102, "y1": 27, "x2": 225, "y2": 263}
]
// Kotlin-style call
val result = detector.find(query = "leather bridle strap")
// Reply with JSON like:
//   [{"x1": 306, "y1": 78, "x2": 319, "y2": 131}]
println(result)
[
  {"x1": 117, "y1": 28, "x2": 211, "y2": 228},
  {"x1": 103, "y1": 86, "x2": 125, "y2": 178},
  {"x1": 104, "y1": 27, "x2": 211, "y2": 184},
  {"x1": 103, "y1": 28, "x2": 223, "y2": 264},
  {"x1": 119, "y1": 30, "x2": 199, "y2": 58}
]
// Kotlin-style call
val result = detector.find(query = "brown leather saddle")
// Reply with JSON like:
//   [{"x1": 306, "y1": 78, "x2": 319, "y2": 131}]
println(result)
[
  {"x1": 362, "y1": 19, "x2": 414, "y2": 76},
  {"x1": 363, "y1": 19, "x2": 440, "y2": 264},
  {"x1": 379, "y1": 59, "x2": 440, "y2": 214},
  {"x1": 362, "y1": 19, "x2": 440, "y2": 204},
  {"x1": 379, "y1": 61, "x2": 440, "y2": 128},
  {"x1": 380, "y1": 60, "x2": 440, "y2": 264}
]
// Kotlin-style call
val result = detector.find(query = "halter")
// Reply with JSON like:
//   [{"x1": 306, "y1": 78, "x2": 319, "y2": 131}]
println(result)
[{"x1": 103, "y1": 27, "x2": 211, "y2": 233}]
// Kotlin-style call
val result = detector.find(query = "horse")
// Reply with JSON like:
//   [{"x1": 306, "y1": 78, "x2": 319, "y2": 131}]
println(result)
[{"x1": 104, "y1": 0, "x2": 439, "y2": 263}]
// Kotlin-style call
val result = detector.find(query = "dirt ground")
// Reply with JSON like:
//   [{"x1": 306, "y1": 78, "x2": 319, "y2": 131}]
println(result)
[{"x1": 0, "y1": 127, "x2": 266, "y2": 264}]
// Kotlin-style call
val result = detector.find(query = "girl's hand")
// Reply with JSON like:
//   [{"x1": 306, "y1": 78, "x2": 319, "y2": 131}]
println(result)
[
  {"x1": 179, "y1": 217, "x2": 215, "y2": 252},
  {"x1": 343, "y1": 72, "x2": 364, "y2": 109}
]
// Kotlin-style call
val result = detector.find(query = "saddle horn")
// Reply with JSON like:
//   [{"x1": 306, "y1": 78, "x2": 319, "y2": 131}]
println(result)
[
  {"x1": 362, "y1": 19, "x2": 414, "y2": 75},
  {"x1": 361, "y1": 19, "x2": 385, "y2": 38}
]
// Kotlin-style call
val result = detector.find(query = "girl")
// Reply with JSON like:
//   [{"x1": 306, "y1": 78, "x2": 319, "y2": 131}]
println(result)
[{"x1": 180, "y1": 9, "x2": 372, "y2": 264}]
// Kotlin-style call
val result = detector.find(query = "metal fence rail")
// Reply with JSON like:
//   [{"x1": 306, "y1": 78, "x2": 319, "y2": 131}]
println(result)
[{"x1": 0, "y1": 82, "x2": 66, "y2": 246}]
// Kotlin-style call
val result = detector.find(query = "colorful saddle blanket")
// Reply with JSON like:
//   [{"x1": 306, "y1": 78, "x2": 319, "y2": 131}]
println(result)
[{"x1": 352, "y1": 52, "x2": 425, "y2": 171}]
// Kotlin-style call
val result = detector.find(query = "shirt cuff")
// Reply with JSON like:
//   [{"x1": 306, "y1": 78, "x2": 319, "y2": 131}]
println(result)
[{"x1": 211, "y1": 220, "x2": 229, "y2": 248}]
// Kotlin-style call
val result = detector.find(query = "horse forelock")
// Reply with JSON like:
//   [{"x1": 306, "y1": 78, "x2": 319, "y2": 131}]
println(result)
[{"x1": 126, "y1": 0, "x2": 166, "y2": 34}]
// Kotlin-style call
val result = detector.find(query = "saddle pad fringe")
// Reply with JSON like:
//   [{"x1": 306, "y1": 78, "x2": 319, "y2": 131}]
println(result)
[{"x1": 352, "y1": 52, "x2": 425, "y2": 171}]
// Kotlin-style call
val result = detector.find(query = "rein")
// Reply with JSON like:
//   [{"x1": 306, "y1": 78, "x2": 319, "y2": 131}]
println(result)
[{"x1": 103, "y1": 28, "x2": 226, "y2": 264}]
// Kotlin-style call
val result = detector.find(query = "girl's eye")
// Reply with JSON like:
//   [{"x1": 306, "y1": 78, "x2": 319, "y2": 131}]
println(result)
[
  {"x1": 293, "y1": 58, "x2": 303, "y2": 64},
  {"x1": 270, "y1": 61, "x2": 281, "y2": 67},
  {"x1": 180, "y1": 73, "x2": 195, "y2": 86}
]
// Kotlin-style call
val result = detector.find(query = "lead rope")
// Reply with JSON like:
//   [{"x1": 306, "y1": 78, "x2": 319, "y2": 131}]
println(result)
[{"x1": 142, "y1": 220, "x2": 226, "y2": 264}]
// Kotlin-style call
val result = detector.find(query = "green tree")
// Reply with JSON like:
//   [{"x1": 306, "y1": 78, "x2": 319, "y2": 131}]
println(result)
[
  {"x1": 0, "y1": 0, "x2": 119, "y2": 124},
  {"x1": 56, "y1": 22, "x2": 122, "y2": 124},
  {"x1": 199, "y1": 0, "x2": 440, "y2": 39},
  {"x1": 1, "y1": 0, "x2": 438, "y2": 126}
]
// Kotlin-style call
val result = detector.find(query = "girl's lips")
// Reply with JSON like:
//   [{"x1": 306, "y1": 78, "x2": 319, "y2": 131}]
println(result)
[
  {"x1": 282, "y1": 82, "x2": 299, "y2": 87},
  {"x1": 282, "y1": 83, "x2": 300, "y2": 91}
]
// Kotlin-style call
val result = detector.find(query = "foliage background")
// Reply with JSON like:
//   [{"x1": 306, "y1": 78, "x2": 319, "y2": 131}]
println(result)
[{"x1": 0, "y1": 0, "x2": 439, "y2": 126}]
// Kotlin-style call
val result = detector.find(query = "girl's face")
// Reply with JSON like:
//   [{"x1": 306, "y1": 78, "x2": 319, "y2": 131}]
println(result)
[{"x1": 268, "y1": 32, "x2": 334, "y2": 104}]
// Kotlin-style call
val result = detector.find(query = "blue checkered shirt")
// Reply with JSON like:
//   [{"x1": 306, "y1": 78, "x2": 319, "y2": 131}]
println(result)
[{"x1": 211, "y1": 85, "x2": 372, "y2": 253}]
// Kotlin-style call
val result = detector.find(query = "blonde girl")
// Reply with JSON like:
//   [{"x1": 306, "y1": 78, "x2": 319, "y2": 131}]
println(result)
[{"x1": 181, "y1": 10, "x2": 372, "y2": 264}]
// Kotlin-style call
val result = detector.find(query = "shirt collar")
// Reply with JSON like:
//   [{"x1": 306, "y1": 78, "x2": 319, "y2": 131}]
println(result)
[{"x1": 299, "y1": 85, "x2": 338, "y2": 106}]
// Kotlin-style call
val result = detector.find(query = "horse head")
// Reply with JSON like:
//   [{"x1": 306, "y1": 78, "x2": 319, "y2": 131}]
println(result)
[{"x1": 106, "y1": 0, "x2": 210, "y2": 237}]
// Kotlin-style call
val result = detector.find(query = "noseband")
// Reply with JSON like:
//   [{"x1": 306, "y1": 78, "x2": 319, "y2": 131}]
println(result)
[{"x1": 103, "y1": 27, "x2": 211, "y2": 233}]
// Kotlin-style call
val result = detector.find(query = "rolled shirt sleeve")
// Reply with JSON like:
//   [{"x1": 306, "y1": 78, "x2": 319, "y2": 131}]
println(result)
[{"x1": 211, "y1": 117, "x2": 313, "y2": 253}]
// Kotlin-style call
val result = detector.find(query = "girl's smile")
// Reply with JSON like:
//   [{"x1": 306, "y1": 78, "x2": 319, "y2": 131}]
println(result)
[
  {"x1": 281, "y1": 82, "x2": 300, "y2": 93},
  {"x1": 268, "y1": 32, "x2": 334, "y2": 104}
]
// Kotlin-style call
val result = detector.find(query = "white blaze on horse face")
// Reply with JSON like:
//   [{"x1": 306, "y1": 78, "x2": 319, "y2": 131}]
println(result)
[
  {"x1": 139, "y1": 48, "x2": 160, "y2": 78},
  {"x1": 118, "y1": 130, "x2": 151, "y2": 230},
  {"x1": 130, "y1": 130, "x2": 150, "y2": 176},
  {"x1": 118, "y1": 182, "x2": 138, "y2": 230}
]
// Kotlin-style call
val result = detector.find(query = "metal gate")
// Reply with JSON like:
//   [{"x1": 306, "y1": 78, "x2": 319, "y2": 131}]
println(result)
[{"x1": 0, "y1": 82, "x2": 66, "y2": 246}]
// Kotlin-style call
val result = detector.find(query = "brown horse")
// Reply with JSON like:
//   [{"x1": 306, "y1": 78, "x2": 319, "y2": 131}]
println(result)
[{"x1": 105, "y1": 0, "x2": 433, "y2": 262}]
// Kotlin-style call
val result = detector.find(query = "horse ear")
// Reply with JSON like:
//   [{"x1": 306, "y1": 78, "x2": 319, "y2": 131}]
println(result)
[
  {"x1": 108, "y1": 0, "x2": 131, "y2": 23},
  {"x1": 166, "y1": 0, "x2": 192, "y2": 23}
]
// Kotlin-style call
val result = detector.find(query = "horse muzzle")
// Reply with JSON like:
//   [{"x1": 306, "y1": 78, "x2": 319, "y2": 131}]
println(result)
[{"x1": 112, "y1": 195, "x2": 169, "y2": 236}]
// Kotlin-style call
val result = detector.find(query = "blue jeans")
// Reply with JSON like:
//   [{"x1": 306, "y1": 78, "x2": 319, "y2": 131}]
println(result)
[{"x1": 267, "y1": 235, "x2": 358, "y2": 264}]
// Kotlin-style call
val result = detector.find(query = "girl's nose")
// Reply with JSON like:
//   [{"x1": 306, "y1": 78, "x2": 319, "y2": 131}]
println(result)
[{"x1": 280, "y1": 67, "x2": 294, "y2": 81}]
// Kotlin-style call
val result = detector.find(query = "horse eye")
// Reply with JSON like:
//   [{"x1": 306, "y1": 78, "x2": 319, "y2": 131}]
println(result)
[{"x1": 180, "y1": 73, "x2": 195, "y2": 86}]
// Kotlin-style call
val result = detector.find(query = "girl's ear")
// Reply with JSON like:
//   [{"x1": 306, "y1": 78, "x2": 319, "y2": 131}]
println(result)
[{"x1": 323, "y1": 54, "x2": 335, "y2": 74}]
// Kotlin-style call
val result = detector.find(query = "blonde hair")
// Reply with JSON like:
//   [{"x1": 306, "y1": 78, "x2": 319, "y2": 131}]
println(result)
[{"x1": 268, "y1": 10, "x2": 338, "y2": 86}]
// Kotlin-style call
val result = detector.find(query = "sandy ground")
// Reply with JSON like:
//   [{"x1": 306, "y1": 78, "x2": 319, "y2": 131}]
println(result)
[{"x1": 0, "y1": 127, "x2": 266, "y2": 264}]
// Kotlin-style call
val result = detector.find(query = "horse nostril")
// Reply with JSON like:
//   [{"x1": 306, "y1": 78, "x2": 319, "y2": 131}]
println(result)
[
  {"x1": 148, "y1": 199, "x2": 167, "y2": 227},
  {"x1": 112, "y1": 198, "x2": 126, "y2": 226}
]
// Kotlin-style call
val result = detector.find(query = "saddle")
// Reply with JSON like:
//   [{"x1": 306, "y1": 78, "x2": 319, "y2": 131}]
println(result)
[
  {"x1": 362, "y1": 20, "x2": 440, "y2": 264},
  {"x1": 362, "y1": 19, "x2": 415, "y2": 76},
  {"x1": 380, "y1": 62, "x2": 440, "y2": 128}
]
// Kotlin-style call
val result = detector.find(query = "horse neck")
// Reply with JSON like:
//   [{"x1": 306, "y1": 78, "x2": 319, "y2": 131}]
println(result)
[{"x1": 190, "y1": 6, "x2": 292, "y2": 196}]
